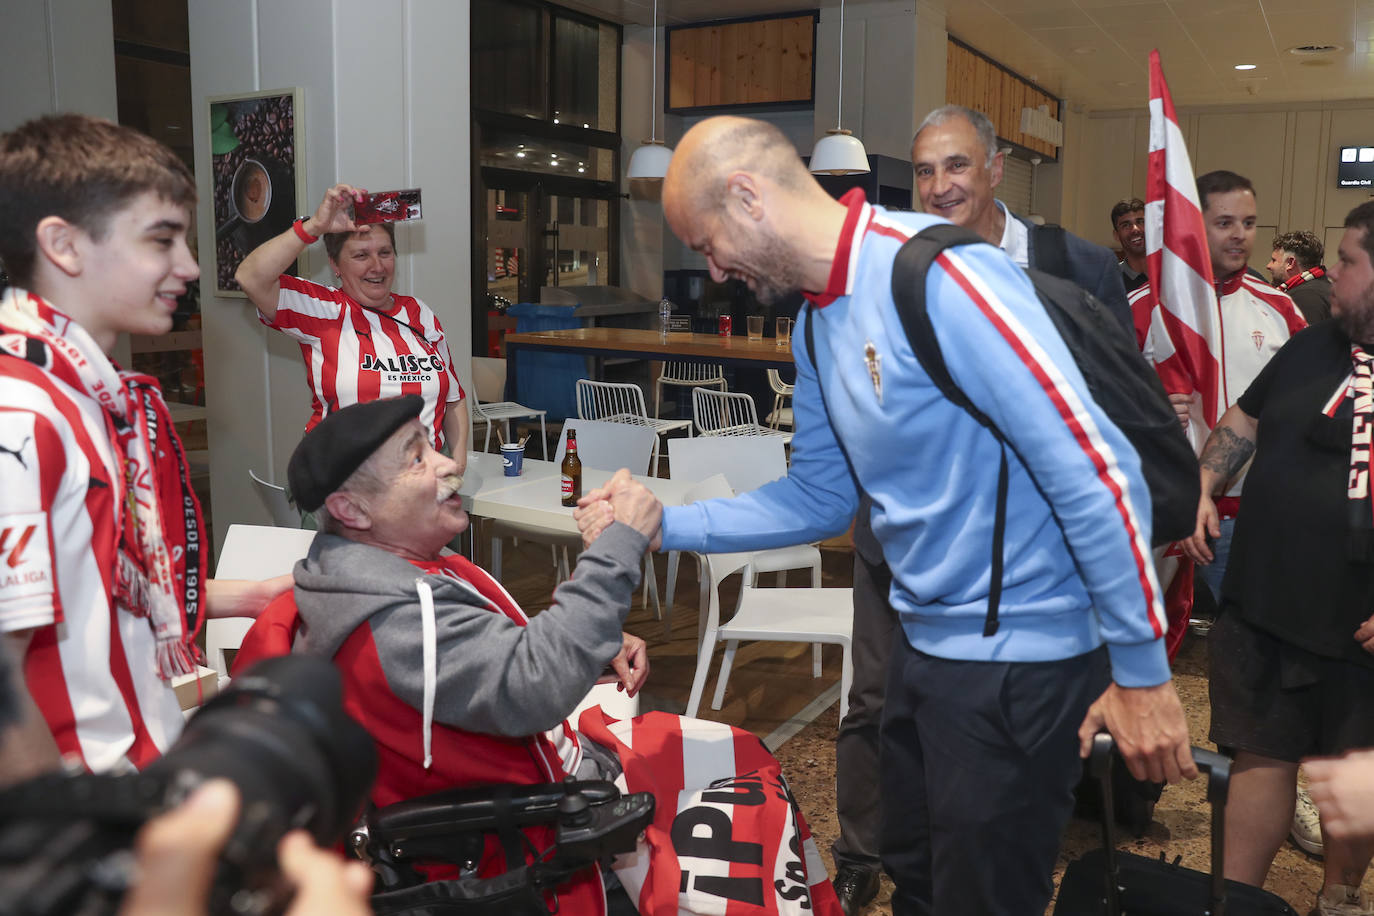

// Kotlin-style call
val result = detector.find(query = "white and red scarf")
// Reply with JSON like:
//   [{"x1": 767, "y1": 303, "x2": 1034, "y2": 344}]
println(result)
[
  {"x1": 1350, "y1": 345, "x2": 1374, "y2": 561},
  {"x1": 1277, "y1": 265, "x2": 1327, "y2": 293},
  {"x1": 0, "y1": 289, "x2": 204, "y2": 678}
]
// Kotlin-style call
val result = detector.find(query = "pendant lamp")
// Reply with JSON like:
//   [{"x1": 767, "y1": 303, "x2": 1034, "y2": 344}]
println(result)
[
  {"x1": 809, "y1": 0, "x2": 869, "y2": 176},
  {"x1": 626, "y1": 0, "x2": 673, "y2": 180}
]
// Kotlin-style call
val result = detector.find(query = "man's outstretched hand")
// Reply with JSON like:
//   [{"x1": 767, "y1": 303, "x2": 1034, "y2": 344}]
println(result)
[
  {"x1": 610, "y1": 632, "x2": 650, "y2": 697},
  {"x1": 574, "y1": 469, "x2": 662, "y2": 550},
  {"x1": 1078, "y1": 681, "x2": 1197, "y2": 784}
]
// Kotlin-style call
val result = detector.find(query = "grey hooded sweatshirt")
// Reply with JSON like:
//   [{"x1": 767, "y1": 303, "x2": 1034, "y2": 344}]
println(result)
[{"x1": 291, "y1": 522, "x2": 648, "y2": 739}]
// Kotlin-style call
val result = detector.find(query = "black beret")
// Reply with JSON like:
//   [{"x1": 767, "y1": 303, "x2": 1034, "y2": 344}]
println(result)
[{"x1": 287, "y1": 395, "x2": 424, "y2": 512}]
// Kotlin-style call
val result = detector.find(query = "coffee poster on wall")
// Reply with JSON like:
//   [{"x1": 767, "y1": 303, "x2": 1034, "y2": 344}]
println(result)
[{"x1": 207, "y1": 88, "x2": 304, "y2": 296}]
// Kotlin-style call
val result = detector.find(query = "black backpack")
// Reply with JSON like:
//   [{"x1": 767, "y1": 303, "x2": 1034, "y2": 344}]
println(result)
[{"x1": 892, "y1": 224, "x2": 1197, "y2": 633}]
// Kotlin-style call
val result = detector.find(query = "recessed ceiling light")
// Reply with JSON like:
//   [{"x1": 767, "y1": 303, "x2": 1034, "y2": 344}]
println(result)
[
  {"x1": 583, "y1": 123, "x2": 589, "y2": 128},
  {"x1": 515, "y1": 151, "x2": 526, "y2": 158},
  {"x1": 1234, "y1": 63, "x2": 1257, "y2": 70}
]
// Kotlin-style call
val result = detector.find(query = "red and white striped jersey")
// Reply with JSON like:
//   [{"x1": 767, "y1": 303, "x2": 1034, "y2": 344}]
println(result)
[
  {"x1": 263, "y1": 276, "x2": 466, "y2": 449},
  {"x1": 1134, "y1": 272, "x2": 1307, "y2": 495},
  {"x1": 0, "y1": 345, "x2": 185, "y2": 772}
]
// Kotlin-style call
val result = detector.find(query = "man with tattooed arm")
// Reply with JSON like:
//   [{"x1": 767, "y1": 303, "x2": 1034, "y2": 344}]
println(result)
[{"x1": 1182, "y1": 201, "x2": 1374, "y2": 916}]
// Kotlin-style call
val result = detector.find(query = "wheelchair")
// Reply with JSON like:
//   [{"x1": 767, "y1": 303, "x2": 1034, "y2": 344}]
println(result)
[{"x1": 352, "y1": 777, "x2": 654, "y2": 916}]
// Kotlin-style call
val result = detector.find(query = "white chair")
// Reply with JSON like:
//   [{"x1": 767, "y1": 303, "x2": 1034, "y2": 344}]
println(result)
[
  {"x1": 664, "y1": 437, "x2": 822, "y2": 610},
  {"x1": 208, "y1": 524, "x2": 317, "y2": 685},
  {"x1": 766, "y1": 369, "x2": 795, "y2": 431},
  {"x1": 490, "y1": 419, "x2": 662, "y2": 617},
  {"x1": 686, "y1": 549, "x2": 853, "y2": 719},
  {"x1": 249, "y1": 470, "x2": 303, "y2": 528},
  {"x1": 653, "y1": 361, "x2": 726, "y2": 420},
  {"x1": 692, "y1": 388, "x2": 792, "y2": 444},
  {"x1": 471, "y1": 356, "x2": 547, "y2": 457},
  {"x1": 576, "y1": 379, "x2": 691, "y2": 478}
]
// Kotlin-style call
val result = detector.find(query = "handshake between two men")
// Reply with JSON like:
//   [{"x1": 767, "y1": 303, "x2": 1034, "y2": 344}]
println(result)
[{"x1": 574, "y1": 469, "x2": 663, "y2": 552}]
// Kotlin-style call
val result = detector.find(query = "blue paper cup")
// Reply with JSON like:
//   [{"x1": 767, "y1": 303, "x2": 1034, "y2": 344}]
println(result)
[{"x1": 501, "y1": 442, "x2": 525, "y2": 476}]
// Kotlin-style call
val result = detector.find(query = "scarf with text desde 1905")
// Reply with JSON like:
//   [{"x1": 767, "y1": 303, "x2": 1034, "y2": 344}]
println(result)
[{"x1": 0, "y1": 288, "x2": 204, "y2": 678}]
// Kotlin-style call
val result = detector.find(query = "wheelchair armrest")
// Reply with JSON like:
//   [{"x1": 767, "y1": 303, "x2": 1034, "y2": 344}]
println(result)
[
  {"x1": 365, "y1": 780, "x2": 620, "y2": 841},
  {"x1": 352, "y1": 778, "x2": 653, "y2": 892}
]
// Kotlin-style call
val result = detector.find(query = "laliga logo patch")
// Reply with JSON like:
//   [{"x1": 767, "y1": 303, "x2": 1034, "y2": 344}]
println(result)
[
  {"x1": 0, "y1": 525, "x2": 36, "y2": 568},
  {"x1": 1252, "y1": 330, "x2": 1265, "y2": 351},
  {"x1": 0, "y1": 514, "x2": 51, "y2": 595}
]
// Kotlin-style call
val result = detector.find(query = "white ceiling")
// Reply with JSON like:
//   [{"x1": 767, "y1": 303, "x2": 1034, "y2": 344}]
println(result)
[{"x1": 558, "y1": 0, "x2": 1374, "y2": 110}]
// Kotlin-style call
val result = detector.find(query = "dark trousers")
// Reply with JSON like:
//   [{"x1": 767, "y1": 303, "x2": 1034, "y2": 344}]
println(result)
[
  {"x1": 879, "y1": 641, "x2": 1109, "y2": 916},
  {"x1": 831, "y1": 551, "x2": 898, "y2": 870}
]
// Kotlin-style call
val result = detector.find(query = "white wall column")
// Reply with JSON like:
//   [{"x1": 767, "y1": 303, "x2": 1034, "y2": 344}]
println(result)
[{"x1": 190, "y1": 0, "x2": 473, "y2": 558}]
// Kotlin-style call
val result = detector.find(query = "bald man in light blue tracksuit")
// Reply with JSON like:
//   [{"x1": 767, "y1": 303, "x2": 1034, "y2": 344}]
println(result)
[{"x1": 596, "y1": 116, "x2": 1197, "y2": 916}]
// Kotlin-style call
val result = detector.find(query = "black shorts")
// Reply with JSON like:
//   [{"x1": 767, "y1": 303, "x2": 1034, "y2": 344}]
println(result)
[{"x1": 1208, "y1": 611, "x2": 1374, "y2": 762}]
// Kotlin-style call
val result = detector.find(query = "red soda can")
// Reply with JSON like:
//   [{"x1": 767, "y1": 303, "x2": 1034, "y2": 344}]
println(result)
[{"x1": 718, "y1": 315, "x2": 732, "y2": 336}]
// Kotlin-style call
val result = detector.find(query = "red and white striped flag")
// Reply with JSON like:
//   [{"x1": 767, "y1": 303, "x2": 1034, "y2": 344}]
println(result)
[
  {"x1": 1145, "y1": 49, "x2": 1222, "y2": 437},
  {"x1": 580, "y1": 708, "x2": 844, "y2": 916}
]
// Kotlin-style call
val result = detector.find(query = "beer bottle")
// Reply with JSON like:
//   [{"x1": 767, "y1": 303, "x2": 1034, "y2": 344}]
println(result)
[{"x1": 560, "y1": 429, "x2": 582, "y2": 507}]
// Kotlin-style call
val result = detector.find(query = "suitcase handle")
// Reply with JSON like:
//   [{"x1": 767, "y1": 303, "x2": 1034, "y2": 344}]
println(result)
[{"x1": 1090, "y1": 734, "x2": 1231, "y2": 916}]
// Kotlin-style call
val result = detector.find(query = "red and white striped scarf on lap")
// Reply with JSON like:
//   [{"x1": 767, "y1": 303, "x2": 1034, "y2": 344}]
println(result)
[
  {"x1": 0, "y1": 289, "x2": 204, "y2": 677},
  {"x1": 1350, "y1": 345, "x2": 1374, "y2": 560}
]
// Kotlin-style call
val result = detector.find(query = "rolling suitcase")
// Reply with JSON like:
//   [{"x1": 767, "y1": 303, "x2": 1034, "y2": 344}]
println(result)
[{"x1": 1053, "y1": 734, "x2": 1299, "y2": 915}]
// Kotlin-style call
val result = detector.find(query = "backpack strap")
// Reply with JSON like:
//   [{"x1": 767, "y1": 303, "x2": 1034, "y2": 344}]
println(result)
[
  {"x1": 1031, "y1": 223, "x2": 1071, "y2": 282},
  {"x1": 890, "y1": 224, "x2": 1009, "y2": 637},
  {"x1": 802, "y1": 302, "x2": 863, "y2": 493}
]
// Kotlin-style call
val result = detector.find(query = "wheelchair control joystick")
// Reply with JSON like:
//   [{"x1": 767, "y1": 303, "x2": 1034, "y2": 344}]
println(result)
[{"x1": 557, "y1": 777, "x2": 593, "y2": 828}]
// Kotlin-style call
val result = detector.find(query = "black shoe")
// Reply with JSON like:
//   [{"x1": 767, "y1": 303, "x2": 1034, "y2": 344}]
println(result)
[{"x1": 833, "y1": 865, "x2": 880, "y2": 916}]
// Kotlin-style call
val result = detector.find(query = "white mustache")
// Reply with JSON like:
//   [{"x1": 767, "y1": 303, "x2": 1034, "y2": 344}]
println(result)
[{"x1": 436, "y1": 474, "x2": 463, "y2": 502}]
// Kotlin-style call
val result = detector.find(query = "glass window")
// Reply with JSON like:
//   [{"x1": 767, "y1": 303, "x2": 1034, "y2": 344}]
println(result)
[
  {"x1": 473, "y1": 0, "x2": 544, "y2": 119},
  {"x1": 552, "y1": 16, "x2": 617, "y2": 133},
  {"x1": 478, "y1": 128, "x2": 613, "y2": 180}
]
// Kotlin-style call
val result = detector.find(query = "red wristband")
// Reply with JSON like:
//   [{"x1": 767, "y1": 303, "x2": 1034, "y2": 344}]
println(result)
[{"x1": 292, "y1": 218, "x2": 319, "y2": 245}]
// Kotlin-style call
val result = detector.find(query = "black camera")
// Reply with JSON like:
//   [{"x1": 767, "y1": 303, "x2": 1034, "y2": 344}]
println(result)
[{"x1": 0, "y1": 655, "x2": 377, "y2": 916}]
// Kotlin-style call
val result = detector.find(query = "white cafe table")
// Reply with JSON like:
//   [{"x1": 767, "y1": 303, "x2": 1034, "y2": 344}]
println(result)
[
  {"x1": 466, "y1": 463, "x2": 694, "y2": 534},
  {"x1": 457, "y1": 452, "x2": 559, "y2": 507}
]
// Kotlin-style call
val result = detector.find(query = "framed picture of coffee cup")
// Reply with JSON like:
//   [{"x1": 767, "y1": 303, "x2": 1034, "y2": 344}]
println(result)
[{"x1": 207, "y1": 87, "x2": 305, "y2": 297}]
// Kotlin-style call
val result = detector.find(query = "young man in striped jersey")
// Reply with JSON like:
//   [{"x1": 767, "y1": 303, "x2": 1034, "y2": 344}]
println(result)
[
  {"x1": 585, "y1": 114, "x2": 1197, "y2": 916},
  {"x1": 1135, "y1": 172, "x2": 1307, "y2": 602},
  {"x1": 0, "y1": 114, "x2": 291, "y2": 777}
]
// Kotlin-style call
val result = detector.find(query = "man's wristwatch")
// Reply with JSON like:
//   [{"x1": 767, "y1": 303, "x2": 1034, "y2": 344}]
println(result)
[{"x1": 292, "y1": 217, "x2": 319, "y2": 245}]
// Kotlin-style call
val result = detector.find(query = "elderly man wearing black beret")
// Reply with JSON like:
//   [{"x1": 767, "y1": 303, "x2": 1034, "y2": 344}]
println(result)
[
  {"x1": 235, "y1": 395, "x2": 653, "y2": 913},
  {"x1": 235, "y1": 395, "x2": 847, "y2": 915}
]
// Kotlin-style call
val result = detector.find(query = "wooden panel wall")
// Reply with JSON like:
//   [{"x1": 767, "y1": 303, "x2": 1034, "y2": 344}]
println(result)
[
  {"x1": 944, "y1": 40, "x2": 1060, "y2": 158},
  {"x1": 667, "y1": 14, "x2": 814, "y2": 110}
]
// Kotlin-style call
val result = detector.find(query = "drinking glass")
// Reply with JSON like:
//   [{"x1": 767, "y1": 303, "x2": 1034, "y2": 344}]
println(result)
[{"x1": 776, "y1": 317, "x2": 792, "y2": 348}]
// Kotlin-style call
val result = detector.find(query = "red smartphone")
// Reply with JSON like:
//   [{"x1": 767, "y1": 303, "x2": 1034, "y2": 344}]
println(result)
[{"x1": 353, "y1": 188, "x2": 423, "y2": 224}]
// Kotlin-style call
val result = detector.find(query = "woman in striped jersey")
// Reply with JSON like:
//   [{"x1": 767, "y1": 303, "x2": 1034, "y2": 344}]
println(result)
[{"x1": 236, "y1": 183, "x2": 469, "y2": 472}]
